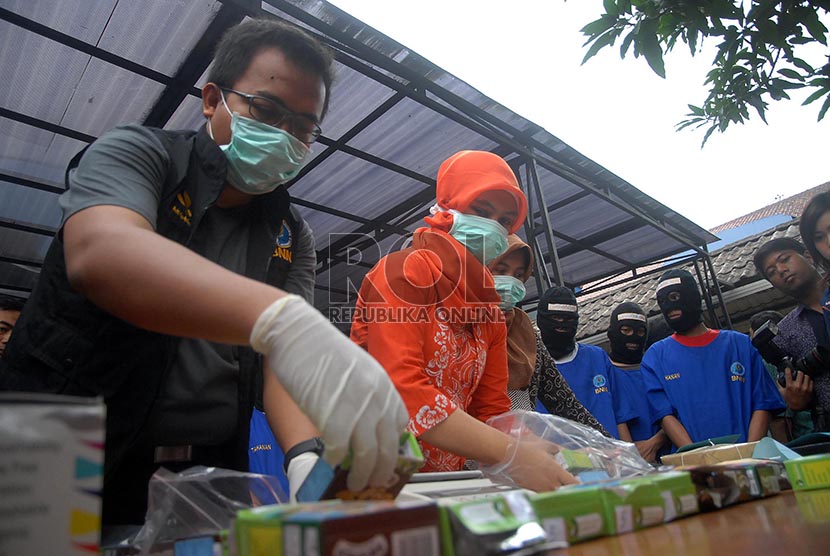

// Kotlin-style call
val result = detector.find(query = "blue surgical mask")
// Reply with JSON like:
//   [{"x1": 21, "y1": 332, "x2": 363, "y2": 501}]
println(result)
[
  {"x1": 448, "y1": 210, "x2": 509, "y2": 264},
  {"x1": 209, "y1": 92, "x2": 309, "y2": 194},
  {"x1": 493, "y1": 274, "x2": 527, "y2": 311}
]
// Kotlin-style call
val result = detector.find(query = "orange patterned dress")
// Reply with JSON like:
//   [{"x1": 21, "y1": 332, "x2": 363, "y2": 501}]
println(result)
[{"x1": 350, "y1": 229, "x2": 511, "y2": 471}]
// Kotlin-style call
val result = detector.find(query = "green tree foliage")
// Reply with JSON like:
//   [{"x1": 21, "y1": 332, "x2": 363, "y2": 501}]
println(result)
[{"x1": 581, "y1": 1, "x2": 830, "y2": 145}]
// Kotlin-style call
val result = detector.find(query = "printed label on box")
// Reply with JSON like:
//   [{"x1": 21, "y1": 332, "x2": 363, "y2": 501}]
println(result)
[
  {"x1": 639, "y1": 505, "x2": 664, "y2": 527},
  {"x1": 541, "y1": 517, "x2": 567, "y2": 543},
  {"x1": 660, "y1": 491, "x2": 676, "y2": 522},
  {"x1": 614, "y1": 505, "x2": 633, "y2": 534},
  {"x1": 391, "y1": 525, "x2": 440, "y2": 556},
  {"x1": 573, "y1": 513, "x2": 603, "y2": 538}
]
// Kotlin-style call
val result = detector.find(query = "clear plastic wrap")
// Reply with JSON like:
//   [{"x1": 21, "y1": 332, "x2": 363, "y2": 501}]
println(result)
[
  {"x1": 132, "y1": 466, "x2": 287, "y2": 554},
  {"x1": 481, "y1": 411, "x2": 654, "y2": 489}
]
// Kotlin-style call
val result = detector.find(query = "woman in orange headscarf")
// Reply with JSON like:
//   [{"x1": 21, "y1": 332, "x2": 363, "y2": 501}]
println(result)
[
  {"x1": 351, "y1": 151, "x2": 575, "y2": 491},
  {"x1": 487, "y1": 235, "x2": 610, "y2": 436}
]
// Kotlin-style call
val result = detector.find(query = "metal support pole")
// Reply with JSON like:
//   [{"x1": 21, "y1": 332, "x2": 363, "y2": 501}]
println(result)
[
  {"x1": 693, "y1": 258, "x2": 720, "y2": 328},
  {"x1": 704, "y1": 250, "x2": 733, "y2": 330},
  {"x1": 525, "y1": 156, "x2": 563, "y2": 286}
]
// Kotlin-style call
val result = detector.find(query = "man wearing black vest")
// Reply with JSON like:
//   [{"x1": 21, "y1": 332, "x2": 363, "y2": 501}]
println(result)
[{"x1": 0, "y1": 19, "x2": 406, "y2": 525}]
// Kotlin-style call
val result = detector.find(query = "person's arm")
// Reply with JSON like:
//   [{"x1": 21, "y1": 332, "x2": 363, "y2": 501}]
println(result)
[
  {"x1": 747, "y1": 410, "x2": 772, "y2": 442},
  {"x1": 65, "y1": 206, "x2": 282, "y2": 343},
  {"x1": 263, "y1": 369, "x2": 320, "y2": 500},
  {"x1": 420, "y1": 410, "x2": 576, "y2": 492},
  {"x1": 617, "y1": 422, "x2": 633, "y2": 442},
  {"x1": 661, "y1": 415, "x2": 693, "y2": 448},
  {"x1": 281, "y1": 219, "x2": 316, "y2": 304},
  {"x1": 533, "y1": 332, "x2": 612, "y2": 436},
  {"x1": 263, "y1": 368, "x2": 319, "y2": 454},
  {"x1": 635, "y1": 429, "x2": 668, "y2": 463}
]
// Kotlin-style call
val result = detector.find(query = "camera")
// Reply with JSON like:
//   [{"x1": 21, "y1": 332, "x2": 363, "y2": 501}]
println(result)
[{"x1": 751, "y1": 320, "x2": 830, "y2": 387}]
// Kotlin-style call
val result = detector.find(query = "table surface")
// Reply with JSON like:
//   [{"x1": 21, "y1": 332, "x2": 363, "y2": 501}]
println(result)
[{"x1": 551, "y1": 489, "x2": 830, "y2": 556}]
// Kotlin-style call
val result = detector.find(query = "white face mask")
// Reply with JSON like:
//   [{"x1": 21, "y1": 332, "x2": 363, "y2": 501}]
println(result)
[
  {"x1": 430, "y1": 205, "x2": 509, "y2": 264},
  {"x1": 209, "y1": 92, "x2": 310, "y2": 194}
]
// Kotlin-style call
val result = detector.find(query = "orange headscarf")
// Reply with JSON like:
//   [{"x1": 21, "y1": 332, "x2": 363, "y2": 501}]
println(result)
[{"x1": 423, "y1": 150, "x2": 528, "y2": 234}]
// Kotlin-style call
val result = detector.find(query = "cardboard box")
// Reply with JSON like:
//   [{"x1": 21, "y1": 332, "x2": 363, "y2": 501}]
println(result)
[
  {"x1": 439, "y1": 491, "x2": 550, "y2": 556},
  {"x1": 660, "y1": 441, "x2": 759, "y2": 467},
  {"x1": 530, "y1": 486, "x2": 609, "y2": 545},
  {"x1": 684, "y1": 463, "x2": 764, "y2": 510},
  {"x1": 297, "y1": 432, "x2": 423, "y2": 502},
  {"x1": 785, "y1": 454, "x2": 830, "y2": 491},
  {"x1": 0, "y1": 393, "x2": 105, "y2": 556},
  {"x1": 236, "y1": 503, "x2": 317, "y2": 556},
  {"x1": 597, "y1": 481, "x2": 665, "y2": 534},
  {"x1": 282, "y1": 501, "x2": 440, "y2": 556},
  {"x1": 622, "y1": 472, "x2": 699, "y2": 522}
]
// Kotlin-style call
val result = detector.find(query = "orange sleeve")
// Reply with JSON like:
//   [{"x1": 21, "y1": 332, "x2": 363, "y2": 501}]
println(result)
[
  {"x1": 467, "y1": 320, "x2": 511, "y2": 423},
  {"x1": 351, "y1": 252, "x2": 459, "y2": 436}
]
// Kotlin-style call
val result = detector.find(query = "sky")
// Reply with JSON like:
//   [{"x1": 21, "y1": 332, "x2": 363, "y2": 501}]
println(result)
[{"x1": 329, "y1": 0, "x2": 830, "y2": 230}]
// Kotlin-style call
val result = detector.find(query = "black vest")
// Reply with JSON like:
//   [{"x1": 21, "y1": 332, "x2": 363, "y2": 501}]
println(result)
[{"x1": 0, "y1": 126, "x2": 303, "y2": 482}]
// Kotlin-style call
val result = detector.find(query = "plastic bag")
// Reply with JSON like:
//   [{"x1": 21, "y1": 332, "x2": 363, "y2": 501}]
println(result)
[
  {"x1": 132, "y1": 465, "x2": 287, "y2": 554},
  {"x1": 481, "y1": 411, "x2": 653, "y2": 489}
]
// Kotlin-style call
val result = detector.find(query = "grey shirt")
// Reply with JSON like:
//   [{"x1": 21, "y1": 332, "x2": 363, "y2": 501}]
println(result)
[{"x1": 61, "y1": 125, "x2": 316, "y2": 445}]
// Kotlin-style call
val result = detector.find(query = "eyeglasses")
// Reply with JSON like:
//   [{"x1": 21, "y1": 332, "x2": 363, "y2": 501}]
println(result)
[{"x1": 221, "y1": 88, "x2": 322, "y2": 144}]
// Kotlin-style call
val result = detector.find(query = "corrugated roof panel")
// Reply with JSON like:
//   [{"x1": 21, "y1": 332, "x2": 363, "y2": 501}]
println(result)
[
  {"x1": 548, "y1": 194, "x2": 633, "y2": 241},
  {"x1": 164, "y1": 95, "x2": 206, "y2": 131},
  {"x1": 297, "y1": 207, "x2": 362, "y2": 246},
  {"x1": 0, "y1": 119, "x2": 86, "y2": 186},
  {"x1": 2, "y1": 0, "x2": 117, "y2": 44},
  {"x1": 291, "y1": 150, "x2": 428, "y2": 221},
  {"x1": 0, "y1": 262, "x2": 39, "y2": 294},
  {"x1": 594, "y1": 227, "x2": 681, "y2": 268},
  {"x1": 99, "y1": 0, "x2": 222, "y2": 76},
  {"x1": 322, "y1": 61, "x2": 396, "y2": 140},
  {"x1": 348, "y1": 97, "x2": 499, "y2": 176},
  {"x1": 0, "y1": 183, "x2": 61, "y2": 227},
  {"x1": 559, "y1": 248, "x2": 625, "y2": 286},
  {"x1": 0, "y1": 227, "x2": 51, "y2": 262},
  {"x1": 0, "y1": 21, "x2": 91, "y2": 125},
  {"x1": 59, "y1": 59, "x2": 165, "y2": 135}
]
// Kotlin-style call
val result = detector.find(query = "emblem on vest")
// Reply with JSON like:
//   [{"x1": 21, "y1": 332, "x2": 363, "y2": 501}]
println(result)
[
  {"x1": 730, "y1": 361, "x2": 746, "y2": 383},
  {"x1": 665, "y1": 372, "x2": 681, "y2": 381},
  {"x1": 171, "y1": 191, "x2": 193, "y2": 225},
  {"x1": 593, "y1": 374, "x2": 609, "y2": 394},
  {"x1": 272, "y1": 220, "x2": 293, "y2": 263}
]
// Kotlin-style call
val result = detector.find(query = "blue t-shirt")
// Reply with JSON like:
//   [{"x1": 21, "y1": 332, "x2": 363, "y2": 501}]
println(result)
[
  {"x1": 249, "y1": 409, "x2": 289, "y2": 494},
  {"x1": 535, "y1": 343, "x2": 636, "y2": 438},
  {"x1": 611, "y1": 365, "x2": 656, "y2": 442},
  {"x1": 641, "y1": 330, "x2": 785, "y2": 444}
]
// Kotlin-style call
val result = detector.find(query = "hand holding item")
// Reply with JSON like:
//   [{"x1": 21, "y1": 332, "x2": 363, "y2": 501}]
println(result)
[
  {"x1": 780, "y1": 366, "x2": 814, "y2": 411},
  {"x1": 251, "y1": 295, "x2": 409, "y2": 491}
]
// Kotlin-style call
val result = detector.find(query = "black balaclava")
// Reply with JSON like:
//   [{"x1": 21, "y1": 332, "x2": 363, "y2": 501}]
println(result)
[
  {"x1": 656, "y1": 269, "x2": 703, "y2": 334},
  {"x1": 537, "y1": 286, "x2": 579, "y2": 359},
  {"x1": 607, "y1": 302, "x2": 648, "y2": 365}
]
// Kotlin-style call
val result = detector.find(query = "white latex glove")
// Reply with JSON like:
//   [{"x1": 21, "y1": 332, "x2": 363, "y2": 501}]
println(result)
[
  {"x1": 251, "y1": 295, "x2": 408, "y2": 491},
  {"x1": 286, "y1": 452, "x2": 319, "y2": 502}
]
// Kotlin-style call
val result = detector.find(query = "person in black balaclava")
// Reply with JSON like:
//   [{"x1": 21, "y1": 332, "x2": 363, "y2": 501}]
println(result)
[
  {"x1": 536, "y1": 286, "x2": 636, "y2": 440},
  {"x1": 607, "y1": 301, "x2": 669, "y2": 462},
  {"x1": 607, "y1": 302, "x2": 648, "y2": 366},
  {"x1": 655, "y1": 268, "x2": 703, "y2": 334},
  {"x1": 536, "y1": 286, "x2": 579, "y2": 359},
  {"x1": 640, "y1": 268, "x2": 785, "y2": 450}
]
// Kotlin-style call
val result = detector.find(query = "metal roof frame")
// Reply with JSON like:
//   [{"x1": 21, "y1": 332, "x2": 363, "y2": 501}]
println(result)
[{"x1": 0, "y1": 0, "x2": 727, "y2": 328}]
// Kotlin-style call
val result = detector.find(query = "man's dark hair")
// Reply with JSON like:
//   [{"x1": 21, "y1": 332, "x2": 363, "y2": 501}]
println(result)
[
  {"x1": 207, "y1": 18, "x2": 335, "y2": 118},
  {"x1": 749, "y1": 310, "x2": 784, "y2": 334},
  {"x1": 0, "y1": 294, "x2": 25, "y2": 312},
  {"x1": 800, "y1": 192, "x2": 830, "y2": 272},
  {"x1": 753, "y1": 237, "x2": 807, "y2": 278}
]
